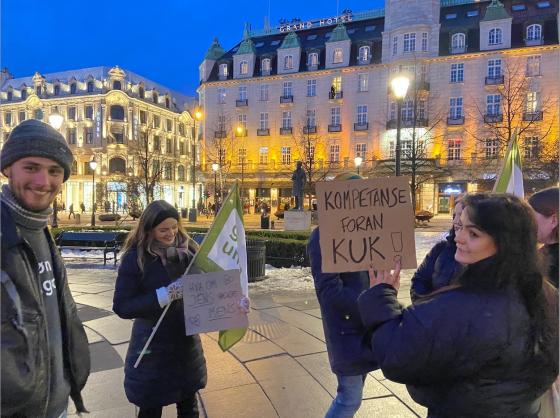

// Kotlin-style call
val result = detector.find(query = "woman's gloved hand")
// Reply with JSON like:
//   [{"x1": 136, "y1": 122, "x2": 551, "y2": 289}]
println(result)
[
  {"x1": 238, "y1": 296, "x2": 251, "y2": 313},
  {"x1": 167, "y1": 280, "x2": 183, "y2": 302}
]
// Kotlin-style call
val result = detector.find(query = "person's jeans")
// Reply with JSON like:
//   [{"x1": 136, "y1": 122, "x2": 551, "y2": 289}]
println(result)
[
  {"x1": 137, "y1": 394, "x2": 199, "y2": 418},
  {"x1": 325, "y1": 374, "x2": 367, "y2": 418}
]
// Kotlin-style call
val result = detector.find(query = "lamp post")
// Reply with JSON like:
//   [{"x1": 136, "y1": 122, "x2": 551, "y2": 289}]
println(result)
[
  {"x1": 354, "y1": 156, "x2": 363, "y2": 175},
  {"x1": 189, "y1": 110, "x2": 203, "y2": 222},
  {"x1": 391, "y1": 76, "x2": 410, "y2": 176},
  {"x1": 211, "y1": 163, "x2": 219, "y2": 216},
  {"x1": 48, "y1": 107, "x2": 64, "y2": 227},
  {"x1": 236, "y1": 125, "x2": 245, "y2": 198},
  {"x1": 89, "y1": 158, "x2": 97, "y2": 226}
]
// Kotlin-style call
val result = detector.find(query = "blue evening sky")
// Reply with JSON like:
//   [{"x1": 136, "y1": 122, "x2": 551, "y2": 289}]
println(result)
[{"x1": 1, "y1": 0, "x2": 384, "y2": 96}]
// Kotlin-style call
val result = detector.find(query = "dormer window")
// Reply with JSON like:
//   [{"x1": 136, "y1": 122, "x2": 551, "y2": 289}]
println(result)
[
  {"x1": 54, "y1": 85, "x2": 60, "y2": 96},
  {"x1": 284, "y1": 55, "x2": 294, "y2": 70},
  {"x1": 87, "y1": 81, "x2": 94, "y2": 93},
  {"x1": 333, "y1": 48, "x2": 343, "y2": 64},
  {"x1": 526, "y1": 24, "x2": 542, "y2": 41},
  {"x1": 70, "y1": 82, "x2": 77, "y2": 94},
  {"x1": 152, "y1": 91, "x2": 158, "y2": 104},
  {"x1": 165, "y1": 97, "x2": 170, "y2": 109},
  {"x1": 219, "y1": 63, "x2": 229, "y2": 78},
  {"x1": 113, "y1": 80, "x2": 121, "y2": 90},
  {"x1": 7, "y1": 90, "x2": 12, "y2": 101},
  {"x1": 21, "y1": 89, "x2": 27, "y2": 100},
  {"x1": 451, "y1": 33, "x2": 466, "y2": 53},
  {"x1": 261, "y1": 58, "x2": 271, "y2": 74},
  {"x1": 308, "y1": 52, "x2": 319, "y2": 67},
  {"x1": 358, "y1": 46, "x2": 370, "y2": 63},
  {"x1": 138, "y1": 85, "x2": 145, "y2": 98},
  {"x1": 488, "y1": 28, "x2": 502, "y2": 45},
  {"x1": 240, "y1": 60, "x2": 248, "y2": 75}
]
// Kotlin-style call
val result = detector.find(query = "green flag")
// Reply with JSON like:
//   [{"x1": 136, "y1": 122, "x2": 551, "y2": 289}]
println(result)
[
  {"x1": 493, "y1": 130, "x2": 524, "y2": 198},
  {"x1": 188, "y1": 183, "x2": 248, "y2": 351}
]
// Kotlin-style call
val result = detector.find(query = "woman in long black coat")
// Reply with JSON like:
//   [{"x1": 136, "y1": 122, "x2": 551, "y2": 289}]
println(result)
[
  {"x1": 359, "y1": 194, "x2": 559, "y2": 417},
  {"x1": 113, "y1": 200, "x2": 206, "y2": 418}
]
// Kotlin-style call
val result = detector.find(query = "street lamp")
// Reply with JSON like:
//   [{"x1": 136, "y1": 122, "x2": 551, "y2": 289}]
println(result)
[
  {"x1": 354, "y1": 156, "x2": 363, "y2": 175},
  {"x1": 189, "y1": 109, "x2": 203, "y2": 222},
  {"x1": 211, "y1": 163, "x2": 219, "y2": 216},
  {"x1": 48, "y1": 106, "x2": 64, "y2": 227},
  {"x1": 391, "y1": 76, "x2": 410, "y2": 176},
  {"x1": 236, "y1": 125, "x2": 245, "y2": 201},
  {"x1": 89, "y1": 158, "x2": 98, "y2": 226}
]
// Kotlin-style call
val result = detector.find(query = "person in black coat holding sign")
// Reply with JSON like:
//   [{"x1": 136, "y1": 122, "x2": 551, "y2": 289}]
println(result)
[
  {"x1": 113, "y1": 200, "x2": 207, "y2": 418},
  {"x1": 359, "y1": 193, "x2": 558, "y2": 417}
]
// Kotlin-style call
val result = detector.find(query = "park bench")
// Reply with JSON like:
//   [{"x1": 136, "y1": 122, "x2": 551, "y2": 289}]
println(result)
[{"x1": 56, "y1": 231, "x2": 126, "y2": 265}]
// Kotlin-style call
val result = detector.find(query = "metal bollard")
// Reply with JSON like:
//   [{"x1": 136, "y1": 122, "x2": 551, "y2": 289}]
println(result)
[{"x1": 271, "y1": 220, "x2": 275, "y2": 229}]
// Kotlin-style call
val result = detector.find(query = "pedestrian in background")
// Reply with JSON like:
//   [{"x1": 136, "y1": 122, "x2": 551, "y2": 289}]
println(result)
[
  {"x1": 529, "y1": 187, "x2": 559, "y2": 288},
  {"x1": 113, "y1": 200, "x2": 207, "y2": 417},
  {"x1": 1, "y1": 119, "x2": 90, "y2": 417},
  {"x1": 308, "y1": 172, "x2": 378, "y2": 418},
  {"x1": 410, "y1": 197, "x2": 464, "y2": 302},
  {"x1": 359, "y1": 193, "x2": 558, "y2": 417},
  {"x1": 68, "y1": 202, "x2": 75, "y2": 219},
  {"x1": 80, "y1": 201, "x2": 86, "y2": 214}
]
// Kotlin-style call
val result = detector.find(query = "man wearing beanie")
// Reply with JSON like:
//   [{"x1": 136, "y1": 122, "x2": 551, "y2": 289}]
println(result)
[{"x1": 1, "y1": 119, "x2": 90, "y2": 417}]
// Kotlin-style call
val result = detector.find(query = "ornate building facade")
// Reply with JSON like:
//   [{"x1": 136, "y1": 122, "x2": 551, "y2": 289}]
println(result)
[
  {"x1": 0, "y1": 66, "x2": 200, "y2": 213},
  {"x1": 198, "y1": 0, "x2": 559, "y2": 213}
]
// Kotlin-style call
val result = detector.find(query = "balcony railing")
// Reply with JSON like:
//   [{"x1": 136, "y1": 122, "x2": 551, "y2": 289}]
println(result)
[
  {"x1": 214, "y1": 130, "x2": 227, "y2": 139},
  {"x1": 235, "y1": 99, "x2": 248, "y2": 107},
  {"x1": 303, "y1": 126, "x2": 317, "y2": 134},
  {"x1": 522, "y1": 111, "x2": 543, "y2": 121},
  {"x1": 234, "y1": 128, "x2": 248, "y2": 137},
  {"x1": 354, "y1": 122, "x2": 369, "y2": 131},
  {"x1": 450, "y1": 45, "x2": 467, "y2": 54},
  {"x1": 329, "y1": 91, "x2": 343, "y2": 100},
  {"x1": 261, "y1": 69, "x2": 271, "y2": 76},
  {"x1": 447, "y1": 116, "x2": 465, "y2": 125},
  {"x1": 307, "y1": 63, "x2": 319, "y2": 71},
  {"x1": 328, "y1": 124, "x2": 342, "y2": 132},
  {"x1": 525, "y1": 37, "x2": 544, "y2": 47},
  {"x1": 280, "y1": 95, "x2": 293, "y2": 104},
  {"x1": 257, "y1": 128, "x2": 270, "y2": 136},
  {"x1": 484, "y1": 114, "x2": 503, "y2": 123},
  {"x1": 485, "y1": 75, "x2": 504, "y2": 85},
  {"x1": 386, "y1": 118, "x2": 429, "y2": 129},
  {"x1": 280, "y1": 127, "x2": 293, "y2": 135}
]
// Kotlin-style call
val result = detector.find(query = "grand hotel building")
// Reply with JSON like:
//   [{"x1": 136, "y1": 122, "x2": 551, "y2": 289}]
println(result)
[
  {"x1": 198, "y1": 0, "x2": 559, "y2": 213},
  {"x1": 0, "y1": 66, "x2": 199, "y2": 212}
]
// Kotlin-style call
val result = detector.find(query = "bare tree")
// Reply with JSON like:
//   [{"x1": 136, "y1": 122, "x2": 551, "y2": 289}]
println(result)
[{"x1": 204, "y1": 110, "x2": 235, "y2": 200}]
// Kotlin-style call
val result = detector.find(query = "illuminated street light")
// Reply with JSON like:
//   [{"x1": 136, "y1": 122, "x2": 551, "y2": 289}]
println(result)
[
  {"x1": 390, "y1": 76, "x2": 410, "y2": 176},
  {"x1": 48, "y1": 106, "x2": 64, "y2": 130},
  {"x1": 211, "y1": 163, "x2": 219, "y2": 216},
  {"x1": 354, "y1": 156, "x2": 363, "y2": 175},
  {"x1": 89, "y1": 158, "x2": 98, "y2": 226}
]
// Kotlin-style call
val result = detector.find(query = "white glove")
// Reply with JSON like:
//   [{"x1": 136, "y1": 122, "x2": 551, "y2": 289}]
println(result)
[
  {"x1": 239, "y1": 296, "x2": 251, "y2": 313},
  {"x1": 156, "y1": 280, "x2": 183, "y2": 307}
]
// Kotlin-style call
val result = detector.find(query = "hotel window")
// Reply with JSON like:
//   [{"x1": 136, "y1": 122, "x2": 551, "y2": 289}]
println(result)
[
  {"x1": 217, "y1": 88, "x2": 226, "y2": 104},
  {"x1": 21, "y1": 89, "x2": 27, "y2": 100},
  {"x1": 358, "y1": 74, "x2": 368, "y2": 92},
  {"x1": 238, "y1": 86, "x2": 247, "y2": 101},
  {"x1": 259, "y1": 147, "x2": 268, "y2": 164},
  {"x1": 487, "y1": 59, "x2": 502, "y2": 78},
  {"x1": 67, "y1": 128, "x2": 76, "y2": 145},
  {"x1": 179, "y1": 141, "x2": 185, "y2": 155},
  {"x1": 284, "y1": 55, "x2": 294, "y2": 70},
  {"x1": 177, "y1": 166, "x2": 185, "y2": 181},
  {"x1": 19, "y1": 110, "x2": 26, "y2": 122},
  {"x1": 153, "y1": 115, "x2": 160, "y2": 128},
  {"x1": 449, "y1": 97, "x2": 463, "y2": 119},
  {"x1": 308, "y1": 52, "x2": 319, "y2": 66},
  {"x1": 451, "y1": 33, "x2": 466, "y2": 50},
  {"x1": 332, "y1": 76, "x2": 342, "y2": 93},
  {"x1": 526, "y1": 91, "x2": 538, "y2": 113},
  {"x1": 281, "y1": 146, "x2": 291, "y2": 165},
  {"x1": 421, "y1": 32, "x2": 428, "y2": 51},
  {"x1": 85, "y1": 127, "x2": 93, "y2": 144},
  {"x1": 85, "y1": 105, "x2": 93, "y2": 119},
  {"x1": 400, "y1": 100, "x2": 414, "y2": 120},
  {"x1": 282, "y1": 111, "x2": 292, "y2": 129},
  {"x1": 166, "y1": 138, "x2": 173, "y2": 154},
  {"x1": 178, "y1": 123, "x2": 185, "y2": 136},
  {"x1": 70, "y1": 83, "x2": 77, "y2": 94},
  {"x1": 485, "y1": 138, "x2": 499, "y2": 159},
  {"x1": 68, "y1": 106, "x2": 77, "y2": 121},
  {"x1": 331, "y1": 107, "x2": 341, "y2": 125},
  {"x1": 306, "y1": 109, "x2": 316, "y2": 127},
  {"x1": 526, "y1": 56, "x2": 541, "y2": 76},
  {"x1": 164, "y1": 162, "x2": 172, "y2": 180},
  {"x1": 447, "y1": 139, "x2": 462, "y2": 160},
  {"x1": 87, "y1": 81, "x2": 95, "y2": 93},
  {"x1": 356, "y1": 105, "x2": 368, "y2": 124},
  {"x1": 54, "y1": 85, "x2": 60, "y2": 96},
  {"x1": 4, "y1": 111, "x2": 12, "y2": 126},
  {"x1": 403, "y1": 33, "x2": 416, "y2": 52},
  {"x1": 260, "y1": 84, "x2": 269, "y2": 101},
  {"x1": 486, "y1": 94, "x2": 501, "y2": 115},
  {"x1": 260, "y1": 112, "x2": 269, "y2": 130},
  {"x1": 358, "y1": 46, "x2": 370, "y2": 62},
  {"x1": 488, "y1": 28, "x2": 502, "y2": 45},
  {"x1": 110, "y1": 105, "x2": 125, "y2": 120},
  {"x1": 261, "y1": 58, "x2": 271, "y2": 72},
  {"x1": 238, "y1": 114, "x2": 247, "y2": 129},
  {"x1": 356, "y1": 143, "x2": 367, "y2": 158},
  {"x1": 153, "y1": 136, "x2": 161, "y2": 151},
  {"x1": 283, "y1": 81, "x2": 293, "y2": 97},
  {"x1": 166, "y1": 119, "x2": 172, "y2": 132},
  {"x1": 526, "y1": 24, "x2": 542, "y2": 41},
  {"x1": 307, "y1": 79, "x2": 317, "y2": 97},
  {"x1": 524, "y1": 136, "x2": 539, "y2": 159},
  {"x1": 238, "y1": 148, "x2": 247, "y2": 165},
  {"x1": 240, "y1": 60, "x2": 249, "y2": 75},
  {"x1": 392, "y1": 36, "x2": 398, "y2": 55},
  {"x1": 329, "y1": 144, "x2": 340, "y2": 163},
  {"x1": 333, "y1": 48, "x2": 343, "y2": 64},
  {"x1": 219, "y1": 64, "x2": 228, "y2": 77},
  {"x1": 139, "y1": 110, "x2": 147, "y2": 124}
]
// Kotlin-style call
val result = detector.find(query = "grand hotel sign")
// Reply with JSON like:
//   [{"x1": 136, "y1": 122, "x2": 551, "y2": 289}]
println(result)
[{"x1": 278, "y1": 12, "x2": 353, "y2": 33}]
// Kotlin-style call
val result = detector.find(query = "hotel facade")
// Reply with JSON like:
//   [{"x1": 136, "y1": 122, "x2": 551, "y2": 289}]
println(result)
[
  {"x1": 198, "y1": 0, "x2": 559, "y2": 213},
  {"x1": 0, "y1": 66, "x2": 199, "y2": 213}
]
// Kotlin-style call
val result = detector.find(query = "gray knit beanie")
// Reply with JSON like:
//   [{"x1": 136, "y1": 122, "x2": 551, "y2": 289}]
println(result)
[{"x1": 1, "y1": 119, "x2": 73, "y2": 181}]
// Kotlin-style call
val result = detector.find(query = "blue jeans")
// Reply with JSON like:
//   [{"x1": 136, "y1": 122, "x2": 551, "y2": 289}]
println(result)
[{"x1": 325, "y1": 374, "x2": 366, "y2": 418}]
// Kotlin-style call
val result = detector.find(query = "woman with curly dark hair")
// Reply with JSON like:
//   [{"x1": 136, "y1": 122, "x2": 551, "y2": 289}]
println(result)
[{"x1": 359, "y1": 193, "x2": 559, "y2": 417}]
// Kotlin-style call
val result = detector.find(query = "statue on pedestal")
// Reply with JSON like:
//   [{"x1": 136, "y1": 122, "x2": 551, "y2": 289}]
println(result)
[{"x1": 291, "y1": 161, "x2": 306, "y2": 210}]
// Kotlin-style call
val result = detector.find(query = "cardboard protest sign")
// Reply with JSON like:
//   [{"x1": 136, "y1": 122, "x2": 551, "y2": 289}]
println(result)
[
  {"x1": 316, "y1": 176, "x2": 417, "y2": 272},
  {"x1": 183, "y1": 269, "x2": 248, "y2": 336}
]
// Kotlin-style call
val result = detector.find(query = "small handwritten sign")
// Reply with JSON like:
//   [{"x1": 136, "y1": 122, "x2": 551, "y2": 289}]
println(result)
[
  {"x1": 316, "y1": 176, "x2": 417, "y2": 273},
  {"x1": 183, "y1": 269, "x2": 248, "y2": 336}
]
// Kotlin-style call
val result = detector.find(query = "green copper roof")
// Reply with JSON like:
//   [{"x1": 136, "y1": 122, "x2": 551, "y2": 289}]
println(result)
[
  {"x1": 235, "y1": 22, "x2": 256, "y2": 55},
  {"x1": 279, "y1": 32, "x2": 301, "y2": 49},
  {"x1": 482, "y1": 0, "x2": 510, "y2": 22},
  {"x1": 327, "y1": 23, "x2": 350, "y2": 43},
  {"x1": 204, "y1": 38, "x2": 225, "y2": 60}
]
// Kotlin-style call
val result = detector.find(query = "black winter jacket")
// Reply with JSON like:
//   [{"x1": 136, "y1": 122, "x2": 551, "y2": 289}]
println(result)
[
  {"x1": 308, "y1": 228, "x2": 378, "y2": 376},
  {"x1": 113, "y1": 249, "x2": 207, "y2": 409},
  {"x1": 358, "y1": 259, "x2": 558, "y2": 417},
  {"x1": 1, "y1": 202, "x2": 90, "y2": 417}
]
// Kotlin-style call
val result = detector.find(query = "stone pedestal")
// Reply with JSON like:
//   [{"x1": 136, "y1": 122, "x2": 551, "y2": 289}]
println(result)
[{"x1": 284, "y1": 210, "x2": 312, "y2": 231}]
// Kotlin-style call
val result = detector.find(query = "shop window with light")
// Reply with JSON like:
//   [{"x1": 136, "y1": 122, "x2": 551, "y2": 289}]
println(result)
[
  {"x1": 329, "y1": 144, "x2": 340, "y2": 163},
  {"x1": 449, "y1": 97, "x2": 463, "y2": 119},
  {"x1": 259, "y1": 147, "x2": 268, "y2": 165},
  {"x1": 524, "y1": 136, "x2": 539, "y2": 159},
  {"x1": 219, "y1": 63, "x2": 228, "y2": 78},
  {"x1": 526, "y1": 24, "x2": 542, "y2": 41},
  {"x1": 67, "y1": 128, "x2": 77, "y2": 144},
  {"x1": 260, "y1": 84, "x2": 269, "y2": 101},
  {"x1": 54, "y1": 85, "x2": 60, "y2": 96},
  {"x1": 85, "y1": 127, "x2": 93, "y2": 144},
  {"x1": 308, "y1": 52, "x2": 319, "y2": 67},
  {"x1": 333, "y1": 48, "x2": 343, "y2": 64},
  {"x1": 526, "y1": 55, "x2": 541, "y2": 76},
  {"x1": 68, "y1": 106, "x2": 77, "y2": 121},
  {"x1": 70, "y1": 83, "x2": 77, "y2": 94},
  {"x1": 240, "y1": 61, "x2": 248, "y2": 75},
  {"x1": 487, "y1": 94, "x2": 501, "y2": 115},
  {"x1": 110, "y1": 105, "x2": 125, "y2": 120},
  {"x1": 307, "y1": 79, "x2": 316, "y2": 97},
  {"x1": 217, "y1": 88, "x2": 226, "y2": 104},
  {"x1": 281, "y1": 146, "x2": 291, "y2": 165},
  {"x1": 488, "y1": 28, "x2": 502, "y2": 45},
  {"x1": 447, "y1": 138, "x2": 462, "y2": 160},
  {"x1": 358, "y1": 46, "x2": 370, "y2": 63},
  {"x1": 358, "y1": 74, "x2": 368, "y2": 92},
  {"x1": 403, "y1": 33, "x2": 416, "y2": 52}
]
